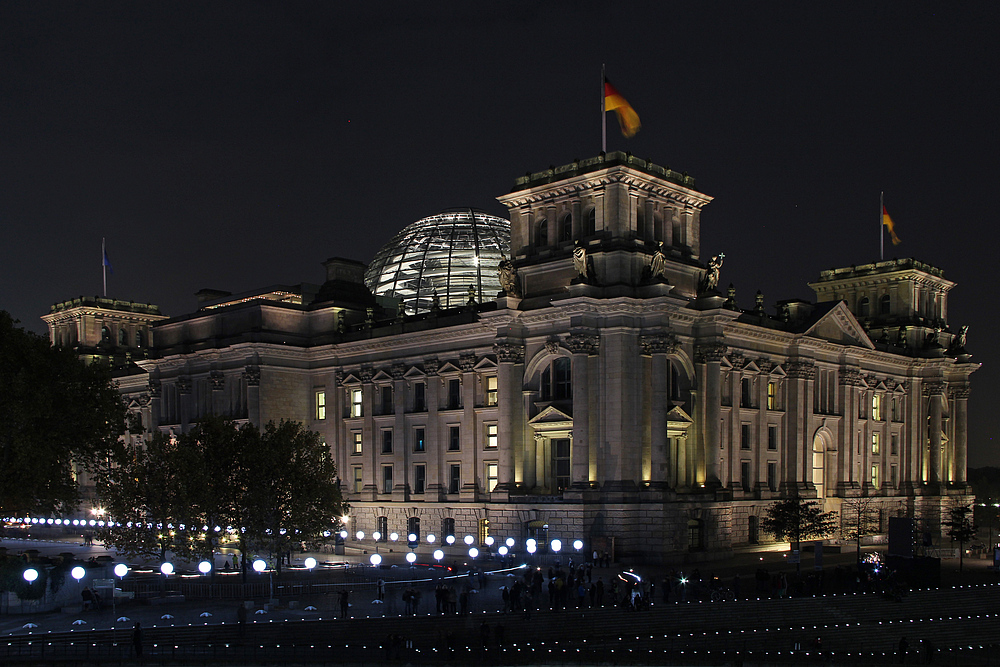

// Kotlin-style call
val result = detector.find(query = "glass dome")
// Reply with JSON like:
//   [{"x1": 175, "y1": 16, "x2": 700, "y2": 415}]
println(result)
[{"x1": 365, "y1": 209, "x2": 511, "y2": 315}]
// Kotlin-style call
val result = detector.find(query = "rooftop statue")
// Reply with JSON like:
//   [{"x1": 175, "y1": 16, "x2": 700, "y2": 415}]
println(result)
[{"x1": 700, "y1": 253, "x2": 725, "y2": 292}]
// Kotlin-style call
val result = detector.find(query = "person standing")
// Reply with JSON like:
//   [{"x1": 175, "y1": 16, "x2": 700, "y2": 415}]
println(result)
[
  {"x1": 339, "y1": 589, "x2": 350, "y2": 618},
  {"x1": 132, "y1": 622, "x2": 143, "y2": 660}
]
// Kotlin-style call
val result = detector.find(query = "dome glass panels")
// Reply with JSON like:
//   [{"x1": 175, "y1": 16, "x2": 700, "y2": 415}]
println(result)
[{"x1": 365, "y1": 209, "x2": 510, "y2": 315}]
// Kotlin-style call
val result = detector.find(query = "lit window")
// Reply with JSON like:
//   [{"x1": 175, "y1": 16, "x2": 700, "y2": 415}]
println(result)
[
  {"x1": 767, "y1": 382, "x2": 776, "y2": 410},
  {"x1": 485, "y1": 424, "x2": 498, "y2": 449},
  {"x1": 486, "y1": 376, "x2": 498, "y2": 406},
  {"x1": 352, "y1": 431, "x2": 362, "y2": 455},
  {"x1": 871, "y1": 463, "x2": 880, "y2": 488},
  {"x1": 315, "y1": 391, "x2": 326, "y2": 420},
  {"x1": 872, "y1": 393, "x2": 883, "y2": 421},
  {"x1": 485, "y1": 463, "x2": 499, "y2": 492},
  {"x1": 872, "y1": 432, "x2": 881, "y2": 455},
  {"x1": 414, "y1": 428, "x2": 425, "y2": 453},
  {"x1": 350, "y1": 388, "x2": 363, "y2": 417},
  {"x1": 352, "y1": 466, "x2": 363, "y2": 494}
]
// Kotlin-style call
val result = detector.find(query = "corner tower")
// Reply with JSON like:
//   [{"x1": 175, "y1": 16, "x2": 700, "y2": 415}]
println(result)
[{"x1": 497, "y1": 152, "x2": 713, "y2": 303}]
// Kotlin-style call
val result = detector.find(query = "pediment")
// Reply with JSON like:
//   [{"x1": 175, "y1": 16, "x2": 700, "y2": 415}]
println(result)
[
  {"x1": 437, "y1": 361, "x2": 462, "y2": 375},
  {"x1": 666, "y1": 405, "x2": 693, "y2": 423},
  {"x1": 371, "y1": 370, "x2": 393, "y2": 383},
  {"x1": 801, "y1": 302, "x2": 875, "y2": 349},
  {"x1": 340, "y1": 373, "x2": 362, "y2": 385},
  {"x1": 474, "y1": 357, "x2": 498, "y2": 371},
  {"x1": 403, "y1": 367, "x2": 426, "y2": 380},
  {"x1": 528, "y1": 405, "x2": 574, "y2": 427}
]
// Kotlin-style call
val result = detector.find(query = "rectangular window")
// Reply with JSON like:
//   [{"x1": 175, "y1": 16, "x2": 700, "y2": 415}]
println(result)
[
  {"x1": 448, "y1": 425, "x2": 460, "y2": 451},
  {"x1": 414, "y1": 427, "x2": 425, "y2": 453},
  {"x1": 872, "y1": 432, "x2": 881, "y2": 455},
  {"x1": 414, "y1": 382, "x2": 426, "y2": 412},
  {"x1": 486, "y1": 376, "x2": 498, "y2": 406},
  {"x1": 767, "y1": 382, "x2": 776, "y2": 410},
  {"x1": 892, "y1": 395, "x2": 902, "y2": 421},
  {"x1": 767, "y1": 462, "x2": 777, "y2": 492},
  {"x1": 383, "y1": 465, "x2": 393, "y2": 494},
  {"x1": 381, "y1": 385, "x2": 393, "y2": 414},
  {"x1": 315, "y1": 390, "x2": 326, "y2": 420},
  {"x1": 740, "y1": 460, "x2": 751, "y2": 493},
  {"x1": 890, "y1": 464, "x2": 898, "y2": 489},
  {"x1": 553, "y1": 358, "x2": 572, "y2": 400},
  {"x1": 859, "y1": 393, "x2": 866, "y2": 419},
  {"x1": 352, "y1": 466, "x2": 363, "y2": 494},
  {"x1": 871, "y1": 463, "x2": 880, "y2": 489},
  {"x1": 449, "y1": 464, "x2": 461, "y2": 494},
  {"x1": 350, "y1": 388, "x2": 363, "y2": 417},
  {"x1": 740, "y1": 423, "x2": 752, "y2": 450},
  {"x1": 553, "y1": 438, "x2": 571, "y2": 491},
  {"x1": 381, "y1": 430, "x2": 393, "y2": 454},
  {"x1": 413, "y1": 464, "x2": 425, "y2": 494},
  {"x1": 872, "y1": 393, "x2": 883, "y2": 421},
  {"x1": 485, "y1": 423, "x2": 498, "y2": 449},
  {"x1": 485, "y1": 462, "x2": 499, "y2": 492},
  {"x1": 352, "y1": 431, "x2": 363, "y2": 455},
  {"x1": 741, "y1": 377, "x2": 753, "y2": 408},
  {"x1": 767, "y1": 425, "x2": 778, "y2": 451},
  {"x1": 890, "y1": 433, "x2": 899, "y2": 456},
  {"x1": 448, "y1": 379, "x2": 461, "y2": 409}
]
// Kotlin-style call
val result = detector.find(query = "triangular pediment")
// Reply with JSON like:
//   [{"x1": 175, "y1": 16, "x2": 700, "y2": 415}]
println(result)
[
  {"x1": 371, "y1": 370, "x2": 393, "y2": 383},
  {"x1": 403, "y1": 366, "x2": 426, "y2": 379},
  {"x1": 437, "y1": 361, "x2": 462, "y2": 375},
  {"x1": 801, "y1": 302, "x2": 875, "y2": 349},
  {"x1": 340, "y1": 373, "x2": 362, "y2": 385},
  {"x1": 666, "y1": 406, "x2": 693, "y2": 423},
  {"x1": 474, "y1": 357, "x2": 498, "y2": 371},
  {"x1": 528, "y1": 405, "x2": 574, "y2": 426}
]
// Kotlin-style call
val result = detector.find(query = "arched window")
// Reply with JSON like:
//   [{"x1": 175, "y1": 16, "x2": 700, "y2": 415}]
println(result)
[
  {"x1": 540, "y1": 357, "x2": 572, "y2": 401},
  {"x1": 636, "y1": 208, "x2": 646, "y2": 239},
  {"x1": 478, "y1": 518, "x2": 490, "y2": 544},
  {"x1": 376, "y1": 516, "x2": 388, "y2": 541},
  {"x1": 879, "y1": 294, "x2": 891, "y2": 316},
  {"x1": 119, "y1": 328, "x2": 128, "y2": 346},
  {"x1": 406, "y1": 517, "x2": 420, "y2": 542},
  {"x1": 535, "y1": 218, "x2": 548, "y2": 247},
  {"x1": 559, "y1": 213, "x2": 573, "y2": 242},
  {"x1": 101, "y1": 326, "x2": 111, "y2": 344},
  {"x1": 442, "y1": 517, "x2": 455, "y2": 539},
  {"x1": 585, "y1": 208, "x2": 596, "y2": 236},
  {"x1": 748, "y1": 516, "x2": 759, "y2": 544},
  {"x1": 858, "y1": 297, "x2": 870, "y2": 318}
]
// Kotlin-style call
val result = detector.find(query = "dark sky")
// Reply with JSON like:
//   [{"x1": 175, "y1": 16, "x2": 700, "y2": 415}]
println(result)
[{"x1": 3, "y1": 3, "x2": 998, "y2": 464}]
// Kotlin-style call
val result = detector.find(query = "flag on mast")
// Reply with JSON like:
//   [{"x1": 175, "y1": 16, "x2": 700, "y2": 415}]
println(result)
[
  {"x1": 882, "y1": 205, "x2": 901, "y2": 246},
  {"x1": 604, "y1": 78, "x2": 641, "y2": 138},
  {"x1": 102, "y1": 238, "x2": 113, "y2": 297}
]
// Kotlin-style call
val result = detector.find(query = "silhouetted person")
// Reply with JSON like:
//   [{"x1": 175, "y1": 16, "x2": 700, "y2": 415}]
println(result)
[{"x1": 133, "y1": 622, "x2": 143, "y2": 659}]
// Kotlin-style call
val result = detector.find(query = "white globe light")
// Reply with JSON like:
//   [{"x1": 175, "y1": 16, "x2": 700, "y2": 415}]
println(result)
[
  {"x1": 23, "y1": 568, "x2": 38, "y2": 583},
  {"x1": 372, "y1": 531, "x2": 382, "y2": 541},
  {"x1": 573, "y1": 539, "x2": 584, "y2": 551},
  {"x1": 526, "y1": 538, "x2": 537, "y2": 549},
  {"x1": 469, "y1": 547, "x2": 479, "y2": 559},
  {"x1": 252, "y1": 559, "x2": 266, "y2": 573},
  {"x1": 71, "y1": 566, "x2": 86, "y2": 581},
  {"x1": 505, "y1": 537, "x2": 515, "y2": 548},
  {"x1": 356, "y1": 531, "x2": 365, "y2": 540},
  {"x1": 433, "y1": 549, "x2": 444, "y2": 561},
  {"x1": 304, "y1": 557, "x2": 317, "y2": 570},
  {"x1": 498, "y1": 546, "x2": 508, "y2": 556},
  {"x1": 160, "y1": 562, "x2": 174, "y2": 576},
  {"x1": 114, "y1": 563, "x2": 129, "y2": 578},
  {"x1": 408, "y1": 533, "x2": 417, "y2": 542},
  {"x1": 389, "y1": 532, "x2": 399, "y2": 541},
  {"x1": 198, "y1": 561, "x2": 212, "y2": 574},
  {"x1": 446, "y1": 535, "x2": 456, "y2": 545},
  {"x1": 464, "y1": 535, "x2": 474, "y2": 545},
  {"x1": 484, "y1": 536, "x2": 495, "y2": 546},
  {"x1": 426, "y1": 534, "x2": 436, "y2": 543},
  {"x1": 551, "y1": 539, "x2": 562, "y2": 553},
  {"x1": 405, "y1": 552, "x2": 417, "y2": 564},
  {"x1": 370, "y1": 553, "x2": 382, "y2": 566},
  {"x1": 339, "y1": 530, "x2": 348, "y2": 539},
  {"x1": 527, "y1": 543, "x2": 536, "y2": 554}
]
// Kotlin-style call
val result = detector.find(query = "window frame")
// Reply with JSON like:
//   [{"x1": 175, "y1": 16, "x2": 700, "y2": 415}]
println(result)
[
  {"x1": 350, "y1": 387, "x2": 363, "y2": 418},
  {"x1": 352, "y1": 431, "x2": 363, "y2": 455},
  {"x1": 485, "y1": 423, "x2": 498, "y2": 449},
  {"x1": 315, "y1": 390, "x2": 327, "y2": 420}
]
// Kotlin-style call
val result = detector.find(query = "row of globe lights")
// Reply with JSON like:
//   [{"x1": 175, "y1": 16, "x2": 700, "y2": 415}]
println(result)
[{"x1": 345, "y1": 528, "x2": 584, "y2": 566}]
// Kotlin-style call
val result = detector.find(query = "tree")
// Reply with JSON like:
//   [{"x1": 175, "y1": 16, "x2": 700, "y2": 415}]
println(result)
[
  {"x1": 0, "y1": 311, "x2": 131, "y2": 517},
  {"x1": 944, "y1": 502, "x2": 977, "y2": 572},
  {"x1": 761, "y1": 498, "x2": 838, "y2": 571},
  {"x1": 841, "y1": 496, "x2": 881, "y2": 565}
]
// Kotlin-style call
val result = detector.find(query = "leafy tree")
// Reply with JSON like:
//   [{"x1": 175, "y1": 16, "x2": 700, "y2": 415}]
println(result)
[
  {"x1": 944, "y1": 502, "x2": 977, "y2": 572},
  {"x1": 761, "y1": 497, "x2": 838, "y2": 571},
  {"x1": 0, "y1": 311, "x2": 131, "y2": 517}
]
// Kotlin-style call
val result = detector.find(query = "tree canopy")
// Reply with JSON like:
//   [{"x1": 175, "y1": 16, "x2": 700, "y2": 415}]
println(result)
[
  {"x1": 761, "y1": 497, "x2": 838, "y2": 549},
  {"x1": 97, "y1": 416, "x2": 344, "y2": 571},
  {"x1": 0, "y1": 311, "x2": 131, "y2": 517}
]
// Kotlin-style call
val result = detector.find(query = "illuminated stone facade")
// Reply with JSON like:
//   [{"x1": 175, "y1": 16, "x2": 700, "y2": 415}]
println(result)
[{"x1": 73, "y1": 152, "x2": 977, "y2": 563}]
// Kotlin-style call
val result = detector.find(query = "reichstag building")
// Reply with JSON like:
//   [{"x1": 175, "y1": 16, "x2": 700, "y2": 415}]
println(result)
[{"x1": 44, "y1": 152, "x2": 977, "y2": 562}]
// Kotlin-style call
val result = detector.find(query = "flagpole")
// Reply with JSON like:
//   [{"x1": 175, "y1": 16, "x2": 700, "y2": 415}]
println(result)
[
  {"x1": 601, "y1": 64, "x2": 606, "y2": 153},
  {"x1": 879, "y1": 192, "x2": 884, "y2": 262},
  {"x1": 102, "y1": 237, "x2": 107, "y2": 297}
]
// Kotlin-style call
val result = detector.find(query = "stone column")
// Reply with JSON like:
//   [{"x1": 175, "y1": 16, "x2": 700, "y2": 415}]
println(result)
[
  {"x1": 424, "y1": 358, "x2": 443, "y2": 499},
  {"x1": 242, "y1": 364, "x2": 261, "y2": 427},
  {"x1": 523, "y1": 390, "x2": 536, "y2": 490},
  {"x1": 641, "y1": 334, "x2": 678, "y2": 489},
  {"x1": 952, "y1": 386, "x2": 970, "y2": 486},
  {"x1": 925, "y1": 381, "x2": 945, "y2": 488},
  {"x1": 567, "y1": 333, "x2": 599, "y2": 489},
  {"x1": 783, "y1": 361, "x2": 816, "y2": 494},
  {"x1": 460, "y1": 353, "x2": 478, "y2": 501},
  {"x1": 147, "y1": 378, "x2": 162, "y2": 430},
  {"x1": 493, "y1": 341, "x2": 525, "y2": 496},
  {"x1": 837, "y1": 367, "x2": 863, "y2": 493},
  {"x1": 695, "y1": 343, "x2": 726, "y2": 488},
  {"x1": 392, "y1": 364, "x2": 408, "y2": 501},
  {"x1": 177, "y1": 376, "x2": 192, "y2": 431},
  {"x1": 360, "y1": 367, "x2": 377, "y2": 500},
  {"x1": 210, "y1": 371, "x2": 226, "y2": 416}
]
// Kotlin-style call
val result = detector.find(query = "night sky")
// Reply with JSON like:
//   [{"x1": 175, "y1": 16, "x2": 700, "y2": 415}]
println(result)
[{"x1": 3, "y1": 4, "x2": 998, "y2": 464}]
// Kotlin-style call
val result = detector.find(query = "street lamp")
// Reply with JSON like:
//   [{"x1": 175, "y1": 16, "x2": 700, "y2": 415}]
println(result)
[
  {"x1": 426, "y1": 533, "x2": 436, "y2": 544},
  {"x1": 573, "y1": 539, "x2": 584, "y2": 552},
  {"x1": 198, "y1": 560, "x2": 212, "y2": 575},
  {"x1": 405, "y1": 552, "x2": 416, "y2": 565},
  {"x1": 23, "y1": 568, "x2": 38, "y2": 583},
  {"x1": 369, "y1": 553, "x2": 382, "y2": 566},
  {"x1": 433, "y1": 549, "x2": 444, "y2": 564},
  {"x1": 551, "y1": 539, "x2": 562, "y2": 553},
  {"x1": 464, "y1": 535, "x2": 474, "y2": 546},
  {"x1": 253, "y1": 559, "x2": 274, "y2": 601},
  {"x1": 446, "y1": 535, "x2": 456, "y2": 545}
]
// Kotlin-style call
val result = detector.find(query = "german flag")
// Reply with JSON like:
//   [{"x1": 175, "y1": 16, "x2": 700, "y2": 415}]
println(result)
[
  {"x1": 604, "y1": 78, "x2": 641, "y2": 138},
  {"x1": 882, "y1": 205, "x2": 901, "y2": 245}
]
